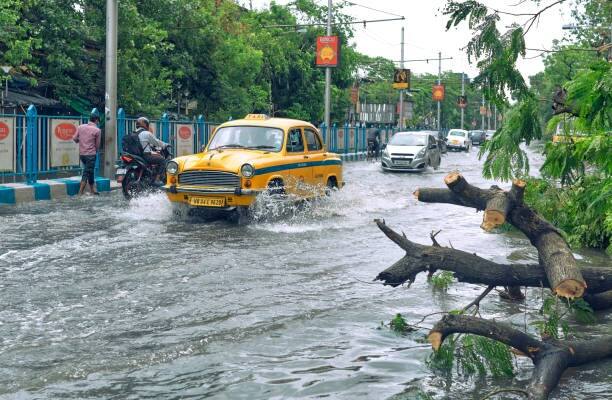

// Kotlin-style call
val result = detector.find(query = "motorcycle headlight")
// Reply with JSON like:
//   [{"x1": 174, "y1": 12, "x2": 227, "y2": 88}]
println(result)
[
  {"x1": 166, "y1": 161, "x2": 179, "y2": 175},
  {"x1": 241, "y1": 163, "x2": 254, "y2": 178}
]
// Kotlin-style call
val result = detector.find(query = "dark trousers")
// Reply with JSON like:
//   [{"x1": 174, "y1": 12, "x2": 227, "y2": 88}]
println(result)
[
  {"x1": 144, "y1": 153, "x2": 165, "y2": 174},
  {"x1": 80, "y1": 155, "x2": 96, "y2": 185}
]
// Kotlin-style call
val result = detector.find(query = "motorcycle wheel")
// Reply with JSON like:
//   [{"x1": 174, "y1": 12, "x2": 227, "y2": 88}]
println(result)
[{"x1": 122, "y1": 170, "x2": 145, "y2": 200}]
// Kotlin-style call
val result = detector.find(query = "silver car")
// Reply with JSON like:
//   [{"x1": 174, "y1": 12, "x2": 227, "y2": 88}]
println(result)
[{"x1": 381, "y1": 131, "x2": 441, "y2": 172}]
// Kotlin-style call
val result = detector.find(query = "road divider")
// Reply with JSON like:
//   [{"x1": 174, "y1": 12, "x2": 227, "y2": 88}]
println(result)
[{"x1": 0, "y1": 177, "x2": 117, "y2": 205}]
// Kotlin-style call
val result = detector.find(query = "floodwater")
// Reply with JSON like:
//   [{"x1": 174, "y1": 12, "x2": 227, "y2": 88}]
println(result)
[{"x1": 1, "y1": 146, "x2": 610, "y2": 399}]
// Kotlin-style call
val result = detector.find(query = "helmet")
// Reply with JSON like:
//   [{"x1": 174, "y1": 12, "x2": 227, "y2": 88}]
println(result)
[{"x1": 136, "y1": 117, "x2": 150, "y2": 129}]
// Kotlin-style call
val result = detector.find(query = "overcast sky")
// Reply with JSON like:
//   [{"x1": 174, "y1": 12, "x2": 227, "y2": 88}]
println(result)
[{"x1": 247, "y1": 0, "x2": 579, "y2": 81}]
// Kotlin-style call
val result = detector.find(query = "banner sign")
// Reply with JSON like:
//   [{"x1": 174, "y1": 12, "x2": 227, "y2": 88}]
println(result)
[
  {"x1": 393, "y1": 68, "x2": 410, "y2": 90},
  {"x1": 457, "y1": 95, "x2": 468, "y2": 108},
  {"x1": 316, "y1": 36, "x2": 340, "y2": 67},
  {"x1": 432, "y1": 85, "x2": 445, "y2": 101},
  {"x1": 0, "y1": 117, "x2": 15, "y2": 172},
  {"x1": 176, "y1": 124, "x2": 194, "y2": 156},
  {"x1": 50, "y1": 119, "x2": 80, "y2": 167},
  {"x1": 350, "y1": 87, "x2": 359, "y2": 105}
]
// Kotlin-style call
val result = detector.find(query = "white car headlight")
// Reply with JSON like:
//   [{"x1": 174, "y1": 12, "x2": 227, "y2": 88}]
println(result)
[
  {"x1": 241, "y1": 163, "x2": 254, "y2": 178},
  {"x1": 417, "y1": 147, "x2": 426, "y2": 157},
  {"x1": 166, "y1": 161, "x2": 179, "y2": 175}
]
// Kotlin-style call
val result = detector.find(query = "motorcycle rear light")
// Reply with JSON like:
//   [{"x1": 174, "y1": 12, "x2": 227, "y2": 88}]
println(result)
[{"x1": 121, "y1": 155, "x2": 133, "y2": 162}]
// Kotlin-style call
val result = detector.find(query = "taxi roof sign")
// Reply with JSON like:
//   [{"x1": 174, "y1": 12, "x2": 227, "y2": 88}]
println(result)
[{"x1": 244, "y1": 114, "x2": 270, "y2": 120}]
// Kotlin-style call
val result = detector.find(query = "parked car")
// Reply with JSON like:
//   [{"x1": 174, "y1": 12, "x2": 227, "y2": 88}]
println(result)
[
  {"x1": 485, "y1": 130, "x2": 496, "y2": 141},
  {"x1": 469, "y1": 130, "x2": 486, "y2": 145},
  {"x1": 446, "y1": 129, "x2": 472, "y2": 152},
  {"x1": 381, "y1": 131, "x2": 441, "y2": 172},
  {"x1": 164, "y1": 114, "x2": 343, "y2": 221}
]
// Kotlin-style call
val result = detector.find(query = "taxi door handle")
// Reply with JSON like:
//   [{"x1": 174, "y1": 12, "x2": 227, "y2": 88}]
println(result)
[{"x1": 303, "y1": 155, "x2": 309, "y2": 159}]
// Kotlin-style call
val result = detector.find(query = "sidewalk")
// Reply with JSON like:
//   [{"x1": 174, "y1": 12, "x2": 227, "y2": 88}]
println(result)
[{"x1": 0, "y1": 177, "x2": 119, "y2": 205}]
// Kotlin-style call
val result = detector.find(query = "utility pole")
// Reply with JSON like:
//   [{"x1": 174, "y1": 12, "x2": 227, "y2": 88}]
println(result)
[
  {"x1": 487, "y1": 101, "x2": 491, "y2": 130},
  {"x1": 103, "y1": 0, "x2": 118, "y2": 179},
  {"x1": 399, "y1": 27, "x2": 404, "y2": 129},
  {"x1": 481, "y1": 91, "x2": 485, "y2": 131},
  {"x1": 494, "y1": 104, "x2": 497, "y2": 130},
  {"x1": 324, "y1": 0, "x2": 332, "y2": 131},
  {"x1": 437, "y1": 51, "x2": 441, "y2": 132},
  {"x1": 460, "y1": 72, "x2": 465, "y2": 130}
]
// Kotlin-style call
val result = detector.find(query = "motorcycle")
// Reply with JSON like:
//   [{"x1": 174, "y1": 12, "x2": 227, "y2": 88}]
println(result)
[{"x1": 116, "y1": 145, "x2": 173, "y2": 200}]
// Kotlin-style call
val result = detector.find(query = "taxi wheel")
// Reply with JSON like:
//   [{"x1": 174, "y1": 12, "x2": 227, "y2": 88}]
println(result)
[
  {"x1": 325, "y1": 177, "x2": 338, "y2": 196},
  {"x1": 267, "y1": 179, "x2": 285, "y2": 197}
]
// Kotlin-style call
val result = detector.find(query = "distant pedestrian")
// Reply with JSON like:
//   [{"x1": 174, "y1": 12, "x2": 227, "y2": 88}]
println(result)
[{"x1": 73, "y1": 114, "x2": 101, "y2": 195}]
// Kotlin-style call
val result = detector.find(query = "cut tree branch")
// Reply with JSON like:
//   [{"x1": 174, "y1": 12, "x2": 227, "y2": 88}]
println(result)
[
  {"x1": 415, "y1": 172, "x2": 587, "y2": 298},
  {"x1": 374, "y1": 220, "x2": 612, "y2": 299},
  {"x1": 429, "y1": 314, "x2": 612, "y2": 400}
]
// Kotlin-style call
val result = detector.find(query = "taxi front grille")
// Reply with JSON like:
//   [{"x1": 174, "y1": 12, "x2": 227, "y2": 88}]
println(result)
[{"x1": 178, "y1": 170, "x2": 240, "y2": 187}]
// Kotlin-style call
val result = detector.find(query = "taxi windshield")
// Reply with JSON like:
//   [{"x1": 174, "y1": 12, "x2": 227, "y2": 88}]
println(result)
[
  {"x1": 448, "y1": 130, "x2": 466, "y2": 137},
  {"x1": 209, "y1": 126, "x2": 284, "y2": 152},
  {"x1": 389, "y1": 134, "x2": 426, "y2": 146}
]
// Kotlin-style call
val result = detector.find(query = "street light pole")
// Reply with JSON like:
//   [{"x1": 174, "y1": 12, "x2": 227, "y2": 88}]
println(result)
[
  {"x1": 460, "y1": 72, "x2": 465, "y2": 130},
  {"x1": 399, "y1": 27, "x2": 404, "y2": 129},
  {"x1": 437, "y1": 51, "x2": 441, "y2": 132},
  {"x1": 103, "y1": 0, "x2": 118, "y2": 179},
  {"x1": 324, "y1": 0, "x2": 332, "y2": 131}
]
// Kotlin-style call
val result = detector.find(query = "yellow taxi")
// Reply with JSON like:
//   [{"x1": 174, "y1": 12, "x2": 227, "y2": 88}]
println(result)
[{"x1": 164, "y1": 114, "x2": 343, "y2": 219}]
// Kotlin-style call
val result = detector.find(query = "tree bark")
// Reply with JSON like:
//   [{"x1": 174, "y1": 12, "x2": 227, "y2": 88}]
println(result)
[
  {"x1": 415, "y1": 173, "x2": 587, "y2": 298},
  {"x1": 429, "y1": 314, "x2": 612, "y2": 400},
  {"x1": 374, "y1": 220, "x2": 612, "y2": 299}
]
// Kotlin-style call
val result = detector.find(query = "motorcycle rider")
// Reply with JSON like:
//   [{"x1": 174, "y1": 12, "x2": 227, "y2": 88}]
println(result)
[
  {"x1": 135, "y1": 116, "x2": 168, "y2": 186},
  {"x1": 367, "y1": 126, "x2": 382, "y2": 159}
]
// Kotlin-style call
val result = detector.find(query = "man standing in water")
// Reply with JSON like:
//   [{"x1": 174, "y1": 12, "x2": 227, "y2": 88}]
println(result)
[{"x1": 72, "y1": 114, "x2": 101, "y2": 195}]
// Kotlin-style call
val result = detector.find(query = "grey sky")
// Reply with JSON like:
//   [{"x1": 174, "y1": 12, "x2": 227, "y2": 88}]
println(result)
[{"x1": 247, "y1": 0, "x2": 579, "y2": 81}]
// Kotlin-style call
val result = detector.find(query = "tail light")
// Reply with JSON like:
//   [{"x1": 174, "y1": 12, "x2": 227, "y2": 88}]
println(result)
[{"x1": 121, "y1": 155, "x2": 133, "y2": 162}]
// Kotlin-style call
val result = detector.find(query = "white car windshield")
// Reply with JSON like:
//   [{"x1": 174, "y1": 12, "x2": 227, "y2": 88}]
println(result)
[
  {"x1": 448, "y1": 130, "x2": 466, "y2": 137},
  {"x1": 389, "y1": 134, "x2": 426, "y2": 146},
  {"x1": 209, "y1": 126, "x2": 284, "y2": 152}
]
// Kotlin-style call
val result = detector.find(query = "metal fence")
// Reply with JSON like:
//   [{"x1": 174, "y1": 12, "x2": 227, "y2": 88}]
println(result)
[
  {"x1": 319, "y1": 122, "x2": 398, "y2": 155},
  {"x1": 0, "y1": 103, "x2": 399, "y2": 184}
]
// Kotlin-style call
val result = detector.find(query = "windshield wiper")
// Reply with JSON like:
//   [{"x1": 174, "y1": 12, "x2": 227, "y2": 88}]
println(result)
[
  {"x1": 212, "y1": 144, "x2": 246, "y2": 150},
  {"x1": 246, "y1": 145, "x2": 277, "y2": 150}
]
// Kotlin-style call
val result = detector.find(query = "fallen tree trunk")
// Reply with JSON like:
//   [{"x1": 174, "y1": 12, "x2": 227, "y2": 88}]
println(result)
[
  {"x1": 414, "y1": 172, "x2": 587, "y2": 298},
  {"x1": 429, "y1": 314, "x2": 612, "y2": 400},
  {"x1": 374, "y1": 219, "x2": 612, "y2": 298}
]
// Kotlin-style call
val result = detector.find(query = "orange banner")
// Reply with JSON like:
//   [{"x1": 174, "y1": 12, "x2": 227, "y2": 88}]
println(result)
[
  {"x1": 432, "y1": 85, "x2": 445, "y2": 101},
  {"x1": 316, "y1": 36, "x2": 339, "y2": 67}
]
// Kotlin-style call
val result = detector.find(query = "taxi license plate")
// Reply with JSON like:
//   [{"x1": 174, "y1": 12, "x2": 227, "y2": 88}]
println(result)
[
  {"x1": 189, "y1": 197, "x2": 226, "y2": 207},
  {"x1": 452, "y1": 140, "x2": 460, "y2": 145}
]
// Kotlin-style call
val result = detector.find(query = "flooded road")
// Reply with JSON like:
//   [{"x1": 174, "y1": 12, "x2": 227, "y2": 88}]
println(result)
[{"x1": 1, "y1": 147, "x2": 610, "y2": 399}]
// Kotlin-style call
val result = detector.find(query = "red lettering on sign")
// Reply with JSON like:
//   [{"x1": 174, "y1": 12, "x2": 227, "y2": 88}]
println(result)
[
  {"x1": 54, "y1": 123, "x2": 77, "y2": 141},
  {"x1": 178, "y1": 126, "x2": 192, "y2": 140},
  {"x1": 0, "y1": 122, "x2": 9, "y2": 141}
]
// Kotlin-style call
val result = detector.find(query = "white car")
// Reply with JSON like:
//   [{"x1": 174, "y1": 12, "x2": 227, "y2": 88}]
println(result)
[
  {"x1": 446, "y1": 129, "x2": 472, "y2": 152},
  {"x1": 381, "y1": 131, "x2": 441, "y2": 172}
]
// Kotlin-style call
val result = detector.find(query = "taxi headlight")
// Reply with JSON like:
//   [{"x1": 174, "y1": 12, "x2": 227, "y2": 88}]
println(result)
[
  {"x1": 241, "y1": 163, "x2": 254, "y2": 178},
  {"x1": 166, "y1": 161, "x2": 179, "y2": 175}
]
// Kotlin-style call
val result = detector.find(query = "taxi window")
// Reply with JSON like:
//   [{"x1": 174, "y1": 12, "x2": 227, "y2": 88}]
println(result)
[
  {"x1": 287, "y1": 128, "x2": 304, "y2": 153},
  {"x1": 304, "y1": 129, "x2": 322, "y2": 151}
]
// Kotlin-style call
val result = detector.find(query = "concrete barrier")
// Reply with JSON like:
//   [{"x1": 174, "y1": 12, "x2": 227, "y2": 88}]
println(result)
[{"x1": 0, "y1": 177, "x2": 118, "y2": 205}]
